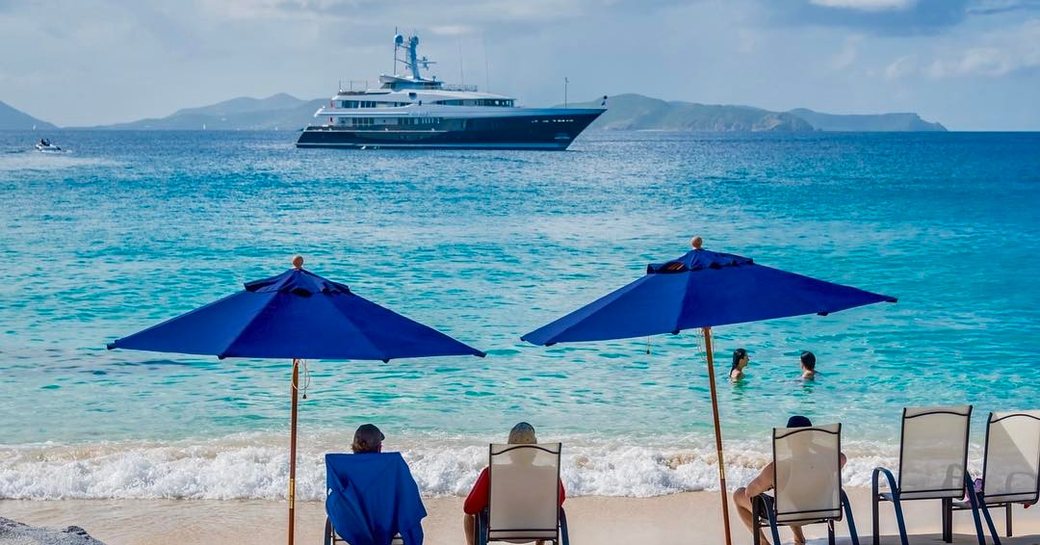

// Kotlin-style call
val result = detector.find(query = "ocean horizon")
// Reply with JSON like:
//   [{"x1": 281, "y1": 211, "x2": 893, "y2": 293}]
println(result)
[{"x1": 1, "y1": 129, "x2": 1038, "y2": 501}]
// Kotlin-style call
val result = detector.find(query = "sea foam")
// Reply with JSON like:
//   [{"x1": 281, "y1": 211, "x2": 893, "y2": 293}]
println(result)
[{"x1": 0, "y1": 433, "x2": 941, "y2": 501}]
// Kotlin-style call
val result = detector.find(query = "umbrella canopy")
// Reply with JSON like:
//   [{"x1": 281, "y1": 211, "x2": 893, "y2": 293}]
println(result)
[
  {"x1": 109, "y1": 265, "x2": 485, "y2": 360},
  {"x1": 521, "y1": 239, "x2": 896, "y2": 545},
  {"x1": 108, "y1": 257, "x2": 483, "y2": 545},
  {"x1": 523, "y1": 243, "x2": 896, "y2": 345}
]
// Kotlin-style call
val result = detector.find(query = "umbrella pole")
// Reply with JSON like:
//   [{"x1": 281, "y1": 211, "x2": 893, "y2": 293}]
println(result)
[
  {"x1": 287, "y1": 358, "x2": 300, "y2": 545},
  {"x1": 702, "y1": 327, "x2": 733, "y2": 545}
]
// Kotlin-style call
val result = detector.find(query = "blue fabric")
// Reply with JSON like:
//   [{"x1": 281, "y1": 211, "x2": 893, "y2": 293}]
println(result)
[
  {"x1": 107, "y1": 267, "x2": 484, "y2": 361},
  {"x1": 522, "y1": 247, "x2": 897, "y2": 345},
  {"x1": 325, "y1": 452, "x2": 427, "y2": 545}
]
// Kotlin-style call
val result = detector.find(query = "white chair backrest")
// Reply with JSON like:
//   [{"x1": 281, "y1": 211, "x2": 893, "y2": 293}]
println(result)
[
  {"x1": 488, "y1": 443, "x2": 562, "y2": 542},
  {"x1": 982, "y1": 411, "x2": 1040, "y2": 503},
  {"x1": 773, "y1": 423, "x2": 842, "y2": 523},
  {"x1": 898, "y1": 405, "x2": 972, "y2": 498}
]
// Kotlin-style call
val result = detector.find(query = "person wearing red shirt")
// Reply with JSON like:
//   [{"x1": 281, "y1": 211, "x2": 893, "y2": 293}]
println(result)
[{"x1": 463, "y1": 422, "x2": 566, "y2": 545}]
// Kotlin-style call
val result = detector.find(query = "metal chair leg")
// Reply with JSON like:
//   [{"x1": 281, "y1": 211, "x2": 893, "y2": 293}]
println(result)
[
  {"x1": 828, "y1": 520, "x2": 836, "y2": 545},
  {"x1": 476, "y1": 509, "x2": 489, "y2": 545},
  {"x1": 872, "y1": 478, "x2": 881, "y2": 545},
  {"x1": 559, "y1": 507, "x2": 570, "y2": 545},
  {"x1": 978, "y1": 498, "x2": 1001, "y2": 545},
  {"x1": 964, "y1": 476, "x2": 988, "y2": 545},
  {"x1": 943, "y1": 498, "x2": 953, "y2": 543},
  {"x1": 841, "y1": 489, "x2": 861, "y2": 545},
  {"x1": 1005, "y1": 504, "x2": 1012, "y2": 537}
]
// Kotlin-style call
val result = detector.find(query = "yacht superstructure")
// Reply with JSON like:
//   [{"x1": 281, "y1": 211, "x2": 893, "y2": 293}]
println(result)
[{"x1": 296, "y1": 33, "x2": 605, "y2": 150}]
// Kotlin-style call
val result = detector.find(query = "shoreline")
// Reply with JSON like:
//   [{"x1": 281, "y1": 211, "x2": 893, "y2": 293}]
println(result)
[{"x1": 3, "y1": 487, "x2": 1038, "y2": 545}]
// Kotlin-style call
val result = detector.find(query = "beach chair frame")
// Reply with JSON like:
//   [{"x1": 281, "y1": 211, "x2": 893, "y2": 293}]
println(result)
[
  {"x1": 324, "y1": 519, "x2": 404, "y2": 545},
  {"x1": 871, "y1": 405, "x2": 998, "y2": 545},
  {"x1": 752, "y1": 423, "x2": 860, "y2": 545},
  {"x1": 945, "y1": 411, "x2": 1040, "y2": 542},
  {"x1": 474, "y1": 442, "x2": 570, "y2": 545}
]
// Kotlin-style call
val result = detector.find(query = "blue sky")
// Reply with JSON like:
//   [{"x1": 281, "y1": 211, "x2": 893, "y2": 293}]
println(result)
[{"x1": 1, "y1": 0, "x2": 1038, "y2": 129}]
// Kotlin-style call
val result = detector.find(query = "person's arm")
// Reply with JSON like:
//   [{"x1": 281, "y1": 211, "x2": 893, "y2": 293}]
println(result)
[
  {"x1": 463, "y1": 468, "x2": 490, "y2": 515},
  {"x1": 745, "y1": 462, "x2": 775, "y2": 498}
]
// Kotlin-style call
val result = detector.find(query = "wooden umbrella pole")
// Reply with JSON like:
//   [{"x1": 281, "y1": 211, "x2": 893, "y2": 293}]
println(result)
[
  {"x1": 702, "y1": 327, "x2": 733, "y2": 545},
  {"x1": 288, "y1": 358, "x2": 300, "y2": 545}
]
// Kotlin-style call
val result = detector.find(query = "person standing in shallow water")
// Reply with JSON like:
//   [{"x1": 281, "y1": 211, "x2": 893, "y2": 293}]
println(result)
[
  {"x1": 800, "y1": 351, "x2": 816, "y2": 380},
  {"x1": 730, "y1": 348, "x2": 750, "y2": 381}
]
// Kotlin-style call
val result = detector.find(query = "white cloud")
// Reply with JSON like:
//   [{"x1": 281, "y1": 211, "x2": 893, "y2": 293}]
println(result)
[
  {"x1": 914, "y1": 19, "x2": 1040, "y2": 78},
  {"x1": 884, "y1": 55, "x2": 918, "y2": 79},
  {"x1": 809, "y1": 0, "x2": 917, "y2": 11},
  {"x1": 831, "y1": 34, "x2": 864, "y2": 68}
]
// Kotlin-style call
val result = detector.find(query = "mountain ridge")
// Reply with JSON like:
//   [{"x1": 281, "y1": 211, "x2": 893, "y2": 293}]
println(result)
[
  {"x1": 1, "y1": 93, "x2": 947, "y2": 132},
  {"x1": 564, "y1": 94, "x2": 946, "y2": 132},
  {"x1": 0, "y1": 100, "x2": 58, "y2": 130}
]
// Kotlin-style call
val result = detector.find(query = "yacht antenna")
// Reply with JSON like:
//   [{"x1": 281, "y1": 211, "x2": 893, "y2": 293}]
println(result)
[
  {"x1": 393, "y1": 27, "x2": 400, "y2": 74},
  {"x1": 564, "y1": 77, "x2": 569, "y2": 107},
  {"x1": 458, "y1": 38, "x2": 465, "y2": 84},
  {"x1": 482, "y1": 33, "x2": 490, "y2": 92}
]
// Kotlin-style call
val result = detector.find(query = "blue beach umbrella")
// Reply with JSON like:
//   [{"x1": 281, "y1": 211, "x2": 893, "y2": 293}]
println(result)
[
  {"x1": 108, "y1": 256, "x2": 484, "y2": 545},
  {"x1": 522, "y1": 238, "x2": 896, "y2": 545}
]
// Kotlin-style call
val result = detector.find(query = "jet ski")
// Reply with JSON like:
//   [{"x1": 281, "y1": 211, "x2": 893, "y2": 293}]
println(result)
[{"x1": 35, "y1": 139, "x2": 63, "y2": 153}]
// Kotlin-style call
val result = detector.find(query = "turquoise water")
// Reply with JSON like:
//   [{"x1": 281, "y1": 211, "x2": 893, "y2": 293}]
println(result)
[{"x1": 0, "y1": 130, "x2": 1037, "y2": 499}]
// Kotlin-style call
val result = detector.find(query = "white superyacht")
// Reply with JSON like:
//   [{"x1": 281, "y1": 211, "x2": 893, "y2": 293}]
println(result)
[{"x1": 296, "y1": 33, "x2": 605, "y2": 150}]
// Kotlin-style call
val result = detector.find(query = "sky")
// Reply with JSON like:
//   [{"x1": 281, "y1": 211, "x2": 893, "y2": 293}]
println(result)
[{"x1": 1, "y1": 0, "x2": 1038, "y2": 129}]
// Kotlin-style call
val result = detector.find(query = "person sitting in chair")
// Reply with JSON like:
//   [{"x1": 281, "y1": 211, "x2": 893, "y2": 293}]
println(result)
[
  {"x1": 326, "y1": 423, "x2": 426, "y2": 545},
  {"x1": 733, "y1": 415, "x2": 846, "y2": 545},
  {"x1": 462, "y1": 422, "x2": 566, "y2": 545}
]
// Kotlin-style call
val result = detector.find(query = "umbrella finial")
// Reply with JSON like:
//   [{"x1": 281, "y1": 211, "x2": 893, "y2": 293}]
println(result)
[
  {"x1": 292, "y1": 255, "x2": 304, "y2": 269},
  {"x1": 691, "y1": 236, "x2": 703, "y2": 250}
]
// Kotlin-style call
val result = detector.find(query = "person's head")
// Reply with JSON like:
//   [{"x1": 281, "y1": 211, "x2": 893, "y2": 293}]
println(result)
[
  {"x1": 787, "y1": 415, "x2": 813, "y2": 428},
  {"x1": 506, "y1": 422, "x2": 539, "y2": 465},
  {"x1": 351, "y1": 423, "x2": 384, "y2": 454},
  {"x1": 731, "y1": 348, "x2": 749, "y2": 371},
  {"x1": 507, "y1": 422, "x2": 538, "y2": 445},
  {"x1": 800, "y1": 351, "x2": 816, "y2": 372}
]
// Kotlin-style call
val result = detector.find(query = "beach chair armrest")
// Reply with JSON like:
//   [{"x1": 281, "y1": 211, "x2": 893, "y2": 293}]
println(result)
[{"x1": 872, "y1": 467, "x2": 899, "y2": 499}]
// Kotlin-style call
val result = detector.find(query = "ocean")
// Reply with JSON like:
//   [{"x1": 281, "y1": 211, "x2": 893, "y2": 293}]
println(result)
[{"x1": 0, "y1": 130, "x2": 1037, "y2": 501}]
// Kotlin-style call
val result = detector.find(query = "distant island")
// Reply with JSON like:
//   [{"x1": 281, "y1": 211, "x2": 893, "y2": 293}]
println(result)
[
  {"x1": 563, "y1": 94, "x2": 946, "y2": 132},
  {"x1": 0, "y1": 100, "x2": 58, "y2": 130},
  {"x1": 0, "y1": 93, "x2": 946, "y2": 132}
]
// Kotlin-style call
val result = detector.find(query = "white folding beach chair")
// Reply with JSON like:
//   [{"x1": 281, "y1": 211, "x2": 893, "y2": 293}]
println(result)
[
  {"x1": 946, "y1": 411, "x2": 1040, "y2": 543},
  {"x1": 871, "y1": 405, "x2": 995, "y2": 545},
  {"x1": 475, "y1": 442, "x2": 569, "y2": 545},
  {"x1": 753, "y1": 423, "x2": 860, "y2": 545}
]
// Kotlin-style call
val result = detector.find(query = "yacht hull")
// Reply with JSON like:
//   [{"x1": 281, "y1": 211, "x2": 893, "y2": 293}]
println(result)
[{"x1": 296, "y1": 111, "x2": 602, "y2": 150}]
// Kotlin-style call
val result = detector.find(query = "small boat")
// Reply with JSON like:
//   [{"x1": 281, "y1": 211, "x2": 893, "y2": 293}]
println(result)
[{"x1": 35, "y1": 139, "x2": 63, "y2": 153}]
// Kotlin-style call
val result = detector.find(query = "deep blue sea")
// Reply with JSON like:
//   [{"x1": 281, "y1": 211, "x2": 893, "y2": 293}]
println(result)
[{"x1": 0, "y1": 130, "x2": 1037, "y2": 500}]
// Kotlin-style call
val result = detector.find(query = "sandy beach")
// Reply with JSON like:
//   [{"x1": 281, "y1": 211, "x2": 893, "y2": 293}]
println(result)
[{"x1": 2, "y1": 487, "x2": 1038, "y2": 545}]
